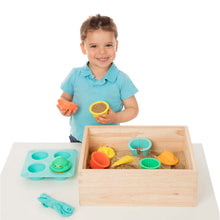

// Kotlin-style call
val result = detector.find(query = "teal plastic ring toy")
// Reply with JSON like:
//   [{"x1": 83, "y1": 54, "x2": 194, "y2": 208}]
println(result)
[{"x1": 128, "y1": 138, "x2": 152, "y2": 156}]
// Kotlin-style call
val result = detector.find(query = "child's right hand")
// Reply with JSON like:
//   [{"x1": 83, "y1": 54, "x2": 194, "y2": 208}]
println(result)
[
  {"x1": 57, "y1": 98, "x2": 78, "y2": 117},
  {"x1": 57, "y1": 104, "x2": 77, "y2": 116}
]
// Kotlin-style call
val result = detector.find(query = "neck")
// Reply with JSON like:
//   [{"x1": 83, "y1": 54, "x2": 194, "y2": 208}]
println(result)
[{"x1": 88, "y1": 63, "x2": 112, "y2": 80}]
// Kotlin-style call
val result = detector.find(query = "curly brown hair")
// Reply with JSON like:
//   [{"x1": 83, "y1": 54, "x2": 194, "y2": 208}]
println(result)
[{"x1": 80, "y1": 14, "x2": 118, "y2": 43}]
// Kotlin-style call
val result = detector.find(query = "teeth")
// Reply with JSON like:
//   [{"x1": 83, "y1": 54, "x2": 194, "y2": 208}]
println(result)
[{"x1": 98, "y1": 58, "x2": 108, "y2": 60}]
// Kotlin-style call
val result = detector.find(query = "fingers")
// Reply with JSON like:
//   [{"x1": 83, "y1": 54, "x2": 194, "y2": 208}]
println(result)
[
  {"x1": 64, "y1": 109, "x2": 72, "y2": 116},
  {"x1": 95, "y1": 115, "x2": 111, "y2": 124},
  {"x1": 57, "y1": 104, "x2": 66, "y2": 115},
  {"x1": 56, "y1": 104, "x2": 62, "y2": 111},
  {"x1": 94, "y1": 107, "x2": 116, "y2": 124},
  {"x1": 73, "y1": 108, "x2": 77, "y2": 114},
  {"x1": 57, "y1": 104, "x2": 76, "y2": 117},
  {"x1": 108, "y1": 107, "x2": 113, "y2": 114},
  {"x1": 95, "y1": 107, "x2": 116, "y2": 124}
]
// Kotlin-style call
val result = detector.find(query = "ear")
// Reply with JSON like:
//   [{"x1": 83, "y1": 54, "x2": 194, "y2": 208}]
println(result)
[
  {"x1": 115, "y1": 40, "x2": 118, "y2": 52},
  {"x1": 80, "y1": 43, "x2": 87, "y2": 55}
]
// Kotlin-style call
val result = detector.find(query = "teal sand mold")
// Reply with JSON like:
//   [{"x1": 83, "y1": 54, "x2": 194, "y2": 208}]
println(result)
[{"x1": 21, "y1": 149, "x2": 77, "y2": 180}]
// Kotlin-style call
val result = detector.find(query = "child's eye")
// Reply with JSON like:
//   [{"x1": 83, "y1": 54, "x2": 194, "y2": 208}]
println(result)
[
  {"x1": 106, "y1": 44, "x2": 113, "y2": 47},
  {"x1": 90, "y1": 45, "x2": 97, "y2": 48}
]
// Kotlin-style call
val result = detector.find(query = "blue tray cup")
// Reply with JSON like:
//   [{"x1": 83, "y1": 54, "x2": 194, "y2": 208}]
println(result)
[
  {"x1": 128, "y1": 138, "x2": 152, "y2": 156},
  {"x1": 32, "y1": 151, "x2": 49, "y2": 160},
  {"x1": 139, "y1": 158, "x2": 161, "y2": 169},
  {"x1": 28, "y1": 163, "x2": 46, "y2": 180}
]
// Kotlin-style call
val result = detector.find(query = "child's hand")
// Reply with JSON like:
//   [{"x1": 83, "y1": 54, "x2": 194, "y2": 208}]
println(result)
[
  {"x1": 57, "y1": 104, "x2": 77, "y2": 117},
  {"x1": 95, "y1": 107, "x2": 117, "y2": 124}
]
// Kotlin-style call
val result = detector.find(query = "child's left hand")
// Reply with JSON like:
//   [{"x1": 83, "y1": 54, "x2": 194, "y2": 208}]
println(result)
[{"x1": 95, "y1": 107, "x2": 117, "y2": 124}]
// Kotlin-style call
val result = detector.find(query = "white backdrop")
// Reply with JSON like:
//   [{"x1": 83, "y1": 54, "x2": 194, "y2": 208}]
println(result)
[{"x1": 1, "y1": 0, "x2": 219, "y2": 208}]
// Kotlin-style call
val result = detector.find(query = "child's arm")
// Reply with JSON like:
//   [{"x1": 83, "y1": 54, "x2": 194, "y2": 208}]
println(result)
[
  {"x1": 60, "y1": 92, "x2": 73, "y2": 102},
  {"x1": 95, "y1": 95, "x2": 139, "y2": 124},
  {"x1": 57, "y1": 92, "x2": 75, "y2": 116}
]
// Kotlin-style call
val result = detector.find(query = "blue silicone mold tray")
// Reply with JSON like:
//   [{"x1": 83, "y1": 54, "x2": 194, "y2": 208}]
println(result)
[{"x1": 21, "y1": 149, "x2": 77, "y2": 180}]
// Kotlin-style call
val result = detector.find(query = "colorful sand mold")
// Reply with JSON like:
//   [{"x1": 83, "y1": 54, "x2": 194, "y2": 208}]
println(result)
[
  {"x1": 21, "y1": 149, "x2": 77, "y2": 180},
  {"x1": 89, "y1": 138, "x2": 179, "y2": 169}
]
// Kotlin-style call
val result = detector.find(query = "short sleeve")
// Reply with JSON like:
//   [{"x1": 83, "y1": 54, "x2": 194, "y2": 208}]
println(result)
[
  {"x1": 60, "y1": 69, "x2": 76, "y2": 95},
  {"x1": 120, "y1": 73, "x2": 138, "y2": 100}
]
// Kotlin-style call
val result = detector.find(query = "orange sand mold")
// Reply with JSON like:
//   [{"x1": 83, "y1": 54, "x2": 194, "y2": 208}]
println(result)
[{"x1": 157, "y1": 151, "x2": 179, "y2": 166}]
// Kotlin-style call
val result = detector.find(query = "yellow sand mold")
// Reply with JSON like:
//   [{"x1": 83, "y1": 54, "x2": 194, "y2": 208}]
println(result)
[
  {"x1": 112, "y1": 155, "x2": 135, "y2": 167},
  {"x1": 97, "y1": 146, "x2": 115, "y2": 159}
]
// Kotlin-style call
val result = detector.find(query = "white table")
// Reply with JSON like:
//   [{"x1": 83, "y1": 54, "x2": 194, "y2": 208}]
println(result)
[{"x1": 1, "y1": 143, "x2": 219, "y2": 220}]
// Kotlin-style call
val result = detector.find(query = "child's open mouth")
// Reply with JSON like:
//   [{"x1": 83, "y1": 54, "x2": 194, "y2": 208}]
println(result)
[{"x1": 96, "y1": 57, "x2": 109, "y2": 62}]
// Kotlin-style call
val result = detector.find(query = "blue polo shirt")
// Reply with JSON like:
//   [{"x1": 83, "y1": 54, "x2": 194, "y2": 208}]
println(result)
[{"x1": 61, "y1": 62, "x2": 138, "y2": 141}]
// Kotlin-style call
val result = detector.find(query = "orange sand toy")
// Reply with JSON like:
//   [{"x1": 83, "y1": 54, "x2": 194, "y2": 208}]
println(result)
[
  {"x1": 58, "y1": 99, "x2": 78, "y2": 112},
  {"x1": 89, "y1": 151, "x2": 110, "y2": 169},
  {"x1": 157, "y1": 151, "x2": 179, "y2": 166}
]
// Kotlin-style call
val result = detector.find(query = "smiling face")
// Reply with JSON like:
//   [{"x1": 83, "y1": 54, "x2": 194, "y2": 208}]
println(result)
[{"x1": 80, "y1": 29, "x2": 118, "y2": 73}]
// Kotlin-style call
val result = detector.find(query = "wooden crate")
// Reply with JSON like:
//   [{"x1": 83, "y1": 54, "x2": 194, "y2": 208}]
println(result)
[{"x1": 78, "y1": 126, "x2": 198, "y2": 206}]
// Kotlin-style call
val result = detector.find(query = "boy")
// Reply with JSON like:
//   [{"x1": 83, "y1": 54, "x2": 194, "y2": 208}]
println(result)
[{"x1": 57, "y1": 14, "x2": 138, "y2": 142}]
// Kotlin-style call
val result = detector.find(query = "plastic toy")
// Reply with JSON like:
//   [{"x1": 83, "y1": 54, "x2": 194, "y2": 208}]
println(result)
[
  {"x1": 57, "y1": 99, "x2": 78, "y2": 112},
  {"x1": 97, "y1": 146, "x2": 115, "y2": 159},
  {"x1": 112, "y1": 155, "x2": 135, "y2": 167},
  {"x1": 128, "y1": 138, "x2": 152, "y2": 156},
  {"x1": 157, "y1": 151, "x2": 179, "y2": 165},
  {"x1": 49, "y1": 156, "x2": 71, "y2": 173},
  {"x1": 21, "y1": 149, "x2": 77, "y2": 180},
  {"x1": 38, "y1": 193, "x2": 74, "y2": 217},
  {"x1": 89, "y1": 151, "x2": 110, "y2": 169},
  {"x1": 89, "y1": 101, "x2": 109, "y2": 117},
  {"x1": 139, "y1": 158, "x2": 161, "y2": 169}
]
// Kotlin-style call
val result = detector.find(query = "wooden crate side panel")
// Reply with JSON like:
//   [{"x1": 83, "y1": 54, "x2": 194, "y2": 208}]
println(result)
[
  {"x1": 79, "y1": 169, "x2": 197, "y2": 206},
  {"x1": 183, "y1": 127, "x2": 193, "y2": 169},
  {"x1": 183, "y1": 127, "x2": 198, "y2": 171},
  {"x1": 79, "y1": 127, "x2": 90, "y2": 169},
  {"x1": 88, "y1": 126, "x2": 186, "y2": 152}
]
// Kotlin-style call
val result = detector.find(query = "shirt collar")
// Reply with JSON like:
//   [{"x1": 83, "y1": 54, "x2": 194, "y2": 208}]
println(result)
[{"x1": 81, "y1": 62, "x2": 118, "y2": 83}]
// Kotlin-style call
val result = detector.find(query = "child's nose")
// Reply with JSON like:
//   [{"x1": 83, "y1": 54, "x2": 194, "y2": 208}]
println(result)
[{"x1": 99, "y1": 47, "x2": 105, "y2": 54}]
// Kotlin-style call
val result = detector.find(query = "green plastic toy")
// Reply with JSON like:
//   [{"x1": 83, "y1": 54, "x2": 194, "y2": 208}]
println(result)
[
  {"x1": 139, "y1": 158, "x2": 161, "y2": 169},
  {"x1": 49, "y1": 156, "x2": 71, "y2": 173}
]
